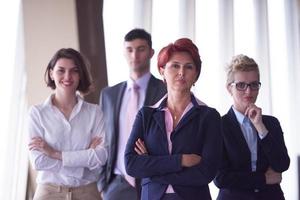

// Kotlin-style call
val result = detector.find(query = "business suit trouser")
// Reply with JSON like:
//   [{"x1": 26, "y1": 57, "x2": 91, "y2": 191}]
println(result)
[
  {"x1": 217, "y1": 188, "x2": 285, "y2": 200},
  {"x1": 103, "y1": 174, "x2": 138, "y2": 200}
]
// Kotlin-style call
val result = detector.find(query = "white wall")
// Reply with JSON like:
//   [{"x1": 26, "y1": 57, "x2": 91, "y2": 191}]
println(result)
[{"x1": 23, "y1": 0, "x2": 79, "y2": 106}]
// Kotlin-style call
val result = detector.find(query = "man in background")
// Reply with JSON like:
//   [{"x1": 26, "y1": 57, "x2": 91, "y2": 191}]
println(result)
[{"x1": 98, "y1": 28, "x2": 167, "y2": 200}]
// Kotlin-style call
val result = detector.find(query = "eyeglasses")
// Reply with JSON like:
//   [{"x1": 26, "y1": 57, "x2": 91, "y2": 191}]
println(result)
[{"x1": 230, "y1": 81, "x2": 261, "y2": 91}]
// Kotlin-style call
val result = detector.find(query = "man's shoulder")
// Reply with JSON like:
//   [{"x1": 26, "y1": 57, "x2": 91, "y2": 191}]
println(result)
[
  {"x1": 149, "y1": 75, "x2": 164, "y2": 85},
  {"x1": 147, "y1": 75, "x2": 167, "y2": 92},
  {"x1": 102, "y1": 81, "x2": 126, "y2": 94}
]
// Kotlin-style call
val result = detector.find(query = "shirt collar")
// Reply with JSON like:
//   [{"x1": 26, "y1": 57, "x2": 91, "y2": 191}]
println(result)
[
  {"x1": 126, "y1": 72, "x2": 151, "y2": 91},
  {"x1": 150, "y1": 93, "x2": 207, "y2": 110},
  {"x1": 43, "y1": 93, "x2": 84, "y2": 112},
  {"x1": 232, "y1": 106, "x2": 247, "y2": 125}
]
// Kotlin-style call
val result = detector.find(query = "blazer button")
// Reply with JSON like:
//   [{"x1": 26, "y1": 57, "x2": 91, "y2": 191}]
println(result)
[{"x1": 254, "y1": 189, "x2": 259, "y2": 193}]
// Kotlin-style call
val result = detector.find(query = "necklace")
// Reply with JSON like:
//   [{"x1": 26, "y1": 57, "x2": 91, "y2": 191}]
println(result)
[{"x1": 173, "y1": 115, "x2": 177, "y2": 120}]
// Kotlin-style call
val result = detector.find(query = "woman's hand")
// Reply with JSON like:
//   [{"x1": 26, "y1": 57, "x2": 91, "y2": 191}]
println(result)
[
  {"x1": 245, "y1": 103, "x2": 268, "y2": 134},
  {"x1": 181, "y1": 154, "x2": 201, "y2": 167},
  {"x1": 89, "y1": 136, "x2": 102, "y2": 149},
  {"x1": 28, "y1": 137, "x2": 62, "y2": 160},
  {"x1": 134, "y1": 138, "x2": 148, "y2": 155},
  {"x1": 265, "y1": 167, "x2": 282, "y2": 184},
  {"x1": 245, "y1": 103, "x2": 262, "y2": 124}
]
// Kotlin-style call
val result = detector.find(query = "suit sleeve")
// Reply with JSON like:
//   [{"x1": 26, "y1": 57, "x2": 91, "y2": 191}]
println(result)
[
  {"x1": 97, "y1": 91, "x2": 107, "y2": 191},
  {"x1": 151, "y1": 109, "x2": 223, "y2": 187},
  {"x1": 259, "y1": 117, "x2": 290, "y2": 172},
  {"x1": 125, "y1": 109, "x2": 183, "y2": 178},
  {"x1": 214, "y1": 143, "x2": 266, "y2": 189}
]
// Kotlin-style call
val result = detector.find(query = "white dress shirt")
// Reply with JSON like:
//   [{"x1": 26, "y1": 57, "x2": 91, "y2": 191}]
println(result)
[{"x1": 28, "y1": 94, "x2": 108, "y2": 187}]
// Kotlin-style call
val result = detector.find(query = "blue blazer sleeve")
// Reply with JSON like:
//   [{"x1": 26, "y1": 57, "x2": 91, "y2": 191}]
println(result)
[
  {"x1": 125, "y1": 108, "x2": 183, "y2": 178},
  {"x1": 151, "y1": 109, "x2": 222, "y2": 187},
  {"x1": 125, "y1": 106, "x2": 222, "y2": 187}
]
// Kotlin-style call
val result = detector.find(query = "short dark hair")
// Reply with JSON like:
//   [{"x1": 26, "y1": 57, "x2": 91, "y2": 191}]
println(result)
[
  {"x1": 44, "y1": 48, "x2": 93, "y2": 94},
  {"x1": 157, "y1": 38, "x2": 202, "y2": 81},
  {"x1": 124, "y1": 28, "x2": 152, "y2": 48}
]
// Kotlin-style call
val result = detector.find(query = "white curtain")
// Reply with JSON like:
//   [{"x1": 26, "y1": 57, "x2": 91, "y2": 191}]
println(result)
[
  {"x1": 103, "y1": 0, "x2": 300, "y2": 199},
  {"x1": 0, "y1": 0, "x2": 28, "y2": 199}
]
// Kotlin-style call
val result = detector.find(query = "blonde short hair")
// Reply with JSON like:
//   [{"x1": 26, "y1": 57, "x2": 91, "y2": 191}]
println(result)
[{"x1": 226, "y1": 54, "x2": 260, "y2": 85}]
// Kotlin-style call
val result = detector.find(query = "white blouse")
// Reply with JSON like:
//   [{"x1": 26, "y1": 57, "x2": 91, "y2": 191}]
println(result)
[{"x1": 28, "y1": 94, "x2": 107, "y2": 187}]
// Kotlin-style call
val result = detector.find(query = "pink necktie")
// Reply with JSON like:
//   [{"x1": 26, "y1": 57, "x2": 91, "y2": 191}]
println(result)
[
  {"x1": 127, "y1": 83, "x2": 140, "y2": 129},
  {"x1": 124, "y1": 83, "x2": 140, "y2": 187}
]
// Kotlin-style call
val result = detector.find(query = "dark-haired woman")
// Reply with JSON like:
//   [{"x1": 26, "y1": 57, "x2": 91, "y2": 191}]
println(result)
[{"x1": 28, "y1": 48, "x2": 107, "y2": 200}]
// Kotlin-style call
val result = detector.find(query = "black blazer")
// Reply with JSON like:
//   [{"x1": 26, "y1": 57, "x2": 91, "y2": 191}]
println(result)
[
  {"x1": 98, "y1": 75, "x2": 167, "y2": 190},
  {"x1": 214, "y1": 108, "x2": 290, "y2": 200}
]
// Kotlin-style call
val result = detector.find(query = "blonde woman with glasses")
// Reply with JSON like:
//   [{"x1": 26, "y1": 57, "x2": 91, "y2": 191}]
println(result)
[{"x1": 214, "y1": 54, "x2": 290, "y2": 200}]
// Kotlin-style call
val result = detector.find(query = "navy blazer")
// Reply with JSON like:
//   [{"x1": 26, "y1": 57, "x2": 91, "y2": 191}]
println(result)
[
  {"x1": 214, "y1": 108, "x2": 290, "y2": 200},
  {"x1": 125, "y1": 95, "x2": 222, "y2": 200},
  {"x1": 98, "y1": 75, "x2": 166, "y2": 191}
]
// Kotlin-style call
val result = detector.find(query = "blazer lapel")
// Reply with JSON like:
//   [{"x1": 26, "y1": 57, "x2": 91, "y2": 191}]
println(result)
[
  {"x1": 174, "y1": 107, "x2": 198, "y2": 132},
  {"x1": 144, "y1": 75, "x2": 166, "y2": 106},
  {"x1": 113, "y1": 82, "x2": 127, "y2": 136},
  {"x1": 226, "y1": 108, "x2": 251, "y2": 157},
  {"x1": 152, "y1": 110, "x2": 166, "y2": 136},
  {"x1": 173, "y1": 95, "x2": 203, "y2": 132},
  {"x1": 152, "y1": 110, "x2": 169, "y2": 153}
]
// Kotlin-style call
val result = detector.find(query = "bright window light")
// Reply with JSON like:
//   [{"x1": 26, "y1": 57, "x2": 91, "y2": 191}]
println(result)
[
  {"x1": 195, "y1": 0, "x2": 221, "y2": 109},
  {"x1": 151, "y1": 0, "x2": 180, "y2": 78},
  {"x1": 234, "y1": 0, "x2": 256, "y2": 56},
  {"x1": 103, "y1": 0, "x2": 135, "y2": 86}
]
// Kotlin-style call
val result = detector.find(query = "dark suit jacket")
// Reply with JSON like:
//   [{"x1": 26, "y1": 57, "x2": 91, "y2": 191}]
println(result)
[
  {"x1": 125, "y1": 95, "x2": 223, "y2": 200},
  {"x1": 98, "y1": 75, "x2": 167, "y2": 191},
  {"x1": 214, "y1": 108, "x2": 290, "y2": 200}
]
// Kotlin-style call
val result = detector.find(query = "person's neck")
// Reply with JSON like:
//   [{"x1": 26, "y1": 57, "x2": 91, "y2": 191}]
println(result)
[
  {"x1": 53, "y1": 92, "x2": 77, "y2": 112},
  {"x1": 130, "y1": 70, "x2": 149, "y2": 81},
  {"x1": 167, "y1": 91, "x2": 191, "y2": 115}
]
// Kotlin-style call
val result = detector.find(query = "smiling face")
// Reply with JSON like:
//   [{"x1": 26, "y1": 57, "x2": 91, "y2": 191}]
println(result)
[
  {"x1": 50, "y1": 58, "x2": 80, "y2": 95},
  {"x1": 228, "y1": 70, "x2": 260, "y2": 114},
  {"x1": 160, "y1": 51, "x2": 197, "y2": 93}
]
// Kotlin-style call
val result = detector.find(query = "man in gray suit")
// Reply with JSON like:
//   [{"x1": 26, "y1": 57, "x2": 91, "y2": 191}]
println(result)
[{"x1": 98, "y1": 28, "x2": 167, "y2": 200}]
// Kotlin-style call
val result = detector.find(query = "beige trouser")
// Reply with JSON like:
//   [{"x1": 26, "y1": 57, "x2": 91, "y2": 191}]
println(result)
[{"x1": 33, "y1": 182, "x2": 101, "y2": 200}]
